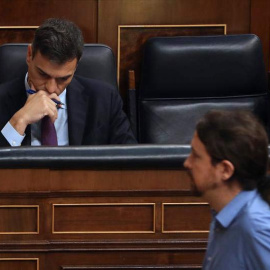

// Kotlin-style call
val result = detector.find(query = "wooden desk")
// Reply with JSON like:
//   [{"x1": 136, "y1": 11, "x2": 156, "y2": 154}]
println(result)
[{"x1": 0, "y1": 145, "x2": 210, "y2": 270}]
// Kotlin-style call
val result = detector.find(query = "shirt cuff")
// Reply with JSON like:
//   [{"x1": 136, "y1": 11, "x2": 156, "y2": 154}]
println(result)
[{"x1": 1, "y1": 122, "x2": 25, "y2": 146}]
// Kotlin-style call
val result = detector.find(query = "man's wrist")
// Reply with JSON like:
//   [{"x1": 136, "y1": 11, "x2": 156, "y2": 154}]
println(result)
[
  {"x1": 10, "y1": 111, "x2": 28, "y2": 136},
  {"x1": 1, "y1": 121, "x2": 25, "y2": 146}
]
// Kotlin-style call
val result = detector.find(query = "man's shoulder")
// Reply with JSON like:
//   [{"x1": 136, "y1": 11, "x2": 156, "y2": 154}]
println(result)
[
  {"x1": 71, "y1": 75, "x2": 116, "y2": 95},
  {"x1": 239, "y1": 192, "x2": 270, "y2": 266},
  {"x1": 238, "y1": 192, "x2": 270, "y2": 239},
  {"x1": 0, "y1": 77, "x2": 24, "y2": 97},
  {"x1": 247, "y1": 192, "x2": 270, "y2": 227},
  {"x1": 0, "y1": 77, "x2": 24, "y2": 88}
]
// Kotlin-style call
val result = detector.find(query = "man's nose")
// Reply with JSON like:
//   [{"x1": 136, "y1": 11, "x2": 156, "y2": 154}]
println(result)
[{"x1": 45, "y1": 78, "x2": 57, "y2": 93}]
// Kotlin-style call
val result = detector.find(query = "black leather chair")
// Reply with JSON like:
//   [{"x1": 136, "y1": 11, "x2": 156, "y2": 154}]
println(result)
[
  {"x1": 0, "y1": 43, "x2": 118, "y2": 88},
  {"x1": 128, "y1": 34, "x2": 269, "y2": 143}
]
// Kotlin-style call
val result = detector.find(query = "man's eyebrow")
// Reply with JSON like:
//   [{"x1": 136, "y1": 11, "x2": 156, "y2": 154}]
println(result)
[
  {"x1": 191, "y1": 146, "x2": 199, "y2": 155},
  {"x1": 36, "y1": 66, "x2": 73, "y2": 80},
  {"x1": 58, "y1": 74, "x2": 73, "y2": 80},
  {"x1": 36, "y1": 66, "x2": 49, "y2": 76}
]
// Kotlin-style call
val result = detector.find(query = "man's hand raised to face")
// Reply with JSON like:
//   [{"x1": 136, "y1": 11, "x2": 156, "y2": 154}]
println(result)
[{"x1": 9, "y1": 82, "x2": 61, "y2": 136}]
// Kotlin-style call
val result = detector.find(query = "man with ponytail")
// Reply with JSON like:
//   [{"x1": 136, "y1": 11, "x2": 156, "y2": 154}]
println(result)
[{"x1": 184, "y1": 109, "x2": 270, "y2": 270}]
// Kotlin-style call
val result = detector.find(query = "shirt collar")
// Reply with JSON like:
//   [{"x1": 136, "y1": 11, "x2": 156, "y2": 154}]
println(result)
[
  {"x1": 25, "y1": 72, "x2": 30, "y2": 90},
  {"x1": 215, "y1": 190, "x2": 257, "y2": 228},
  {"x1": 24, "y1": 73, "x2": 67, "y2": 109}
]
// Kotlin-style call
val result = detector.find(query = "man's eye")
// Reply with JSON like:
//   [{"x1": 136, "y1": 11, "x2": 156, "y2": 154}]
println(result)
[
  {"x1": 58, "y1": 77, "x2": 69, "y2": 83},
  {"x1": 192, "y1": 152, "x2": 199, "y2": 159},
  {"x1": 39, "y1": 72, "x2": 49, "y2": 78}
]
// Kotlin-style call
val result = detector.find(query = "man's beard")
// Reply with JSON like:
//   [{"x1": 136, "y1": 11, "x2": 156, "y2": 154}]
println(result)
[{"x1": 187, "y1": 170, "x2": 202, "y2": 197}]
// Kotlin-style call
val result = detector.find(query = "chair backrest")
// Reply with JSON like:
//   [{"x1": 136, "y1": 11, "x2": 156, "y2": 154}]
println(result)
[
  {"x1": 135, "y1": 34, "x2": 269, "y2": 144},
  {"x1": 0, "y1": 43, "x2": 118, "y2": 88}
]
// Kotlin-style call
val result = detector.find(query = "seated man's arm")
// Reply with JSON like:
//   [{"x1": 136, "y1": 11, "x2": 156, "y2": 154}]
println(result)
[
  {"x1": 0, "y1": 89, "x2": 59, "y2": 147},
  {"x1": 1, "y1": 122, "x2": 25, "y2": 146}
]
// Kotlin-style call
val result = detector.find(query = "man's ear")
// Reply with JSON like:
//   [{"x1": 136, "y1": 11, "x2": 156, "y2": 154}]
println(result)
[
  {"x1": 26, "y1": 44, "x2": 32, "y2": 65},
  {"x1": 220, "y1": 160, "x2": 235, "y2": 181}
]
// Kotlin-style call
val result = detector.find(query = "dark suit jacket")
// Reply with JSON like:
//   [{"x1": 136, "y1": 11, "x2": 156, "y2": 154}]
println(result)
[{"x1": 0, "y1": 75, "x2": 136, "y2": 146}]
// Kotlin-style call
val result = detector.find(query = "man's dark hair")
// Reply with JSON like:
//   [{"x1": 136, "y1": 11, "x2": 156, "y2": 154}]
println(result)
[
  {"x1": 196, "y1": 110, "x2": 269, "y2": 194},
  {"x1": 32, "y1": 18, "x2": 84, "y2": 64}
]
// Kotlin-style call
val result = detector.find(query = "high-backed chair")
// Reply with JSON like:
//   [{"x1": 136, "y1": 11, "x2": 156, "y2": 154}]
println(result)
[
  {"x1": 128, "y1": 34, "x2": 269, "y2": 143},
  {"x1": 0, "y1": 43, "x2": 118, "y2": 88}
]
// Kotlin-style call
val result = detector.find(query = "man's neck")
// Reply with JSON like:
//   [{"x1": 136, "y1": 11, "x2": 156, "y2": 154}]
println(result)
[{"x1": 204, "y1": 181, "x2": 242, "y2": 213}]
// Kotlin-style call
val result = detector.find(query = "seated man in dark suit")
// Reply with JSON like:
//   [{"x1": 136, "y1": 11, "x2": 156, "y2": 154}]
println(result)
[{"x1": 0, "y1": 18, "x2": 136, "y2": 146}]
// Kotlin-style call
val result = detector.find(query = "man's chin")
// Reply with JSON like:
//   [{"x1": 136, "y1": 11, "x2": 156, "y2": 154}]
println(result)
[{"x1": 188, "y1": 174, "x2": 202, "y2": 196}]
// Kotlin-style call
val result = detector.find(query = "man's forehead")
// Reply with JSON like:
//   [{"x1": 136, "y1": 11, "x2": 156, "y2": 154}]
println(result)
[
  {"x1": 191, "y1": 132, "x2": 206, "y2": 153},
  {"x1": 32, "y1": 53, "x2": 77, "y2": 78},
  {"x1": 191, "y1": 132, "x2": 199, "y2": 147},
  {"x1": 34, "y1": 50, "x2": 77, "y2": 65}
]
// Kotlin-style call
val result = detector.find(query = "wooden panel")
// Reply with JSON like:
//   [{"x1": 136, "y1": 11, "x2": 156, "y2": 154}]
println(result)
[
  {"x1": 162, "y1": 203, "x2": 211, "y2": 233},
  {"x1": 49, "y1": 170, "x2": 190, "y2": 192},
  {"x1": 250, "y1": 0, "x2": 270, "y2": 77},
  {"x1": 0, "y1": 166, "x2": 208, "y2": 269},
  {"x1": 53, "y1": 204, "x2": 155, "y2": 233},
  {"x1": 0, "y1": 258, "x2": 38, "y2": 270},
  {"x1": 0, "y1": 206, "x2": 39, "y2": 234},
  {"x1": 0, "y1": 169, "x2": 190, "y2": 194},
  {"x1": 99, "y1": 0, "x2": 250, "y2": 51},
  {"x1": 61, "y1": 265, "x2": 202, "y2": 269},
  {"x1": 0, "y1": 169, "x2": 50, "y2": 192},
  {"x1": 98, "y1": 0, "x2": 250, "y2": 97},
  {"x1": 0, "y1": 27, "x2": 37, "y2": 44},
  {"x1": 47, "y1": 250, "x2": 205, "y2": 269},
  {"x1": 0, "y1": 0, "x2": 98, "y2": 43}
]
